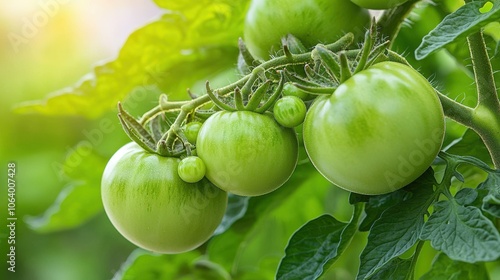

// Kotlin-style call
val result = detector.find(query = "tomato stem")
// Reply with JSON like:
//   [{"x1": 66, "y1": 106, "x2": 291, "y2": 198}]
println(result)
[
  {"x1": 437, "y1": 90, "x2": 500, "y2": 168},
  {"x1": 245, "y1": 80, "x2": 271, "y2": 111},
  {"x1": 238, "y1": 37, "x2": 261, "y2": 69},
  {"x1": 408, "y1": 240, "x2": 425, "y2": 280},
  {"x1": 234, "y1": 87, "x2": 245, "y2": 111},
  {"x1": 138, "y1": 100, "x2": 187, "y2": 126},
  {"x1": 468, "y1": 31, "x2": 500, "y2": 168},
  {"x1": 468, "y1": 32, "x2": 500, "y2": 114},
  {"x1": 241, "y1": 70, "x2": 261, "y2": 101},
  {"x1": 131, "y1": 33, "x2": 401, "y2": 156},
  {"x1": 313, "y1": 45, "x2": 341, "y2": 82},
  {"x1": 255, "y1": 72, "x2": 285, "y2": 113},
  {"x1": 378, "y1": 0, "x2": 420, "y2": 46},
  {"x1": 339, "y1": 52, "x2": 352, "y2": 83},
  {"x1": 353, "y1": 22, "x2": 375, "y2": 74},
  {"x1": 435, "y1": 90, "x2": 475, "y2": 127}
]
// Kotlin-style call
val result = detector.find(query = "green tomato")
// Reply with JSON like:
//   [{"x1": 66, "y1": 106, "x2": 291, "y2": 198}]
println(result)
[
  {"x1": 196, "y1": 111, "x2": 298, "y2": 196},
  {"x1": 178, "y1": 156, "x2": 206, "y2": 183},
  {"x1": 282, "y1": 82, "x2": 313, "y2": 100},
  {"x1": 101, "y1": 142, "x2": 227, "y2": 253},
  {"x1": 184, "y1": 121, "x2": 203, "y2": 144},
  {"x1": 350, "y1": 0, "x2": 409, "y2": 10},
  {"x1": 244, "y1": 0, "x2": 370, "y2": 60},
  {"x1": 303, "y1": 61, "x2": 445, "y2": 195},
  {"x1": 273, "y1": 96, "x2": 307, "y2": 128}
]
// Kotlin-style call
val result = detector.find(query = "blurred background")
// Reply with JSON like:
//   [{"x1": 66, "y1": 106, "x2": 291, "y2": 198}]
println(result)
[{"x1": 0, "y1": 1, "x2": 161, "y2": 279}]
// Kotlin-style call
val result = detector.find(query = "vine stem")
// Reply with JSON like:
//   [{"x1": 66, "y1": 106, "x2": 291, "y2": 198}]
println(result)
[
  {"x1": 467, "y1": 31, "x2": 500, "y2": 168},
  {"x1": 137, "y1": 34, "x2": 356, "y2": 155},
  {"x1": 378, "y1": 0, "x2": 421, "y2": 45},
  {"x1": 437, "y1": 87, "x2": 500, "y2": 168},
  {"x1": 433, "y1": 28, "x2": 500, "y2": 168},
  {"x1": 409, "y1": 240, "x2": 425, "y2": 280},
  {"x1": 435, "y1": 90, "x2": 475, "y2": 127},
  {"x1": 139, "y1": 101, "x2": 188, "y2": 125}
]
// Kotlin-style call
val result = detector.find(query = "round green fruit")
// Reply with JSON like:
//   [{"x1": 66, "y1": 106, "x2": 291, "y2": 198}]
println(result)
[
  {"x1": 196, "y1": 111, "x2": 298, "y2": 196},
  {"x1": 178, "y1": 156, "x2": 206, "y2": 183},
  {"x1": 184, "y1": 121, "x2": 203, "y2": 145},
  {"x1": 303, "y1": 61, "x2": 445, "y2": 195},
  {"x1": 244, "y1": 0, "x2": 371, "y2": 60},
  {"x1": 101, "y1": 142, "x2": 227, "y2": 253},
  {"x1": 273, "y1": 95, "x2": 307, "y2": 128}
]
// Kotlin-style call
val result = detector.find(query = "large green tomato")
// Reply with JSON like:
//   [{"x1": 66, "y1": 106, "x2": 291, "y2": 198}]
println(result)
[
  {"x1": 303, "y1": 61, "x2": 445, "y2": 195},
  {"x1": 196, "y1": 111, "x2": 298, "y2": 196},
  {"x1": 350, "y1": 0, "x2": 409, "y2": 10},
  {"x1": 101, "y1": 142, "x2": 227, "y2": 254},
  {"x1": 244, "y1": 0, "x2": 371, "y2": 60}
]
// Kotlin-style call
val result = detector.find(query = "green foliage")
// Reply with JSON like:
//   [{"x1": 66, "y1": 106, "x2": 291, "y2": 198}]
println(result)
[
  {"x1": 416, "y1": 0, "x2": 500, "y2": 59},
  {"x1": 26, "y1": 147, "x2": 106, "y2": 232},
  {"x1": 206, "y1": 163, "x2": 334, "y2": 279},
  {"x1": 213, "y1": 194, "x2": 250, "y2": 235},
  {"x1": 369, "y1": 257, "x2": 414, "y2": 280},
  {"x1": 357, "y1": 190, "x2": 410, "y2": 232},
  {"x1": 357, "y1": 171, "x2": 436, "y2": 280},
  {"x1": 445, "y1": 129, "x2": 493, "y2": 165},
  {"x1": 479, "y1": 172, "x2": 500, "y2": 217},
  {"x1": 276, "y1": 205, "x2": 361, "y2": 280},
  {"x1": 112, "y1": 249, "x2": 230, "y2": 280},
  {"x1": 420, "y1": 252, "x2": 489, "y2": 280},
  {"x1": 25, "y1": 182, "x2": 102, "y2": 233},
  {"x1": 420, "y1": 200, "x2": 500, "y2": 262},
  {"x1": 15, "y1": 0, "x2": 248, "y2": 118}
]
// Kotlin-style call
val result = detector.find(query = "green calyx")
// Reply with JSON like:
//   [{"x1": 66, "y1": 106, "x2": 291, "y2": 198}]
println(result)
[{"x1": 116, "y1": 18, "x2": 399, "y2": 158}]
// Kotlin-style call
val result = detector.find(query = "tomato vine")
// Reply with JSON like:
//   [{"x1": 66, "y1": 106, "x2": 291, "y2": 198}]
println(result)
[
  {"x1": 110, "y1": 5, "x2": 500, "y2": 278},
  {"x1": 18, "y1": 0, "x2": 500, "y2": 279}
]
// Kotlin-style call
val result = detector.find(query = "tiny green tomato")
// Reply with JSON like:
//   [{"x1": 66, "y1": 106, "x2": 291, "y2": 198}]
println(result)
[
  {"x1": 178, "y1": 156, "x2": 206, "y2": 183},
  {"x1": 282, "y1": 83, "x2": 312, "y2": 100},
  {"x1": 184, "y1": 121, "x2": 203, "y2": 144},
  {"x1": 273, "y1": 96, "x2": 307, "y2": 128}
]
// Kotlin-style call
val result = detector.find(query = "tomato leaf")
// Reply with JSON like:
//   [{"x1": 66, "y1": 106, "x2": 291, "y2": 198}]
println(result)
[
  {"x1": 26, "y1": 147, "x2": 107, "y2": 232},
  {"x1": 349, "y1": 193, "x2": 370, "y2": 204},
  {"x1": 213, "y1": 194, "x2": 250, "y2": 235},
  {"x1": 368, "y1": 257, "x2": 413, "y2": 280},
  {"x1": 444, "y1": 129, "x2": 493, "y2": 166},
  {"x1": 358, "y1": 189, "x2": 412, "y2": 232},
  {"x1": 477, "y1": 171, "x2": 500, "y2": 218},
  {"x1": 276, "y1": 204, "x2": 361, "y2": 280},
  {"x1": 207, "y1": 163, "x2": 335, "y2": 278},
  {"x1": 415, "y1": 0, "x2": 500, "y2": 60},
  {"x1": 25, "y1": 181, "x2": 102, "y2": 233},
  {"x1": 420, "y1": 252, "x2": 489, "y2": 280},
  {"x1": 420, "y1": 200, "x2": 500, "y2": 262},
  {"x1": 153, "y1": 0, "x2": 250, "y2": 14},
  {"x1": 14, "y1": 2, "x2": 244, "y2": 118},
  {"x1": 112, "y1": 249, "x2": 229, "y2": 280},
  {"x1": 357, "y1": 170, "x2": 436, "y2": 280},
  {"x1": 276, "y1": 215, "x2": 347, "y2": 280},
  {"x1": 455, "y1": 188, "x2": 482, "y2": 207}
]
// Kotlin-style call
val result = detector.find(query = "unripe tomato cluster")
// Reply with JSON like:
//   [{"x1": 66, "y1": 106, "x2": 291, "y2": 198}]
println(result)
[{"x1": 101, "y1": 0, "x2": 444, "y2": 255}]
